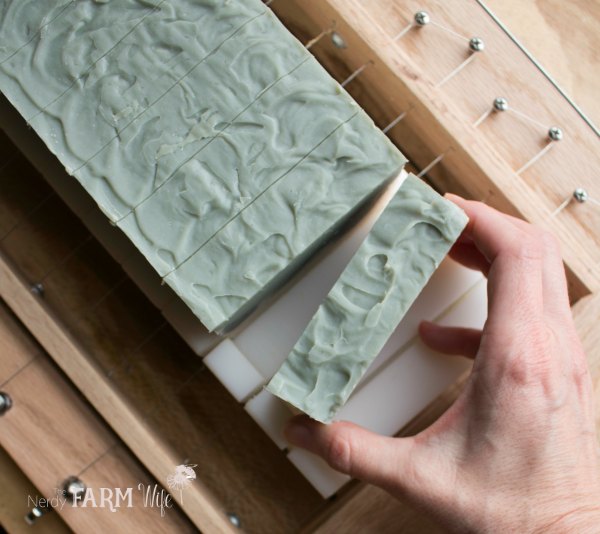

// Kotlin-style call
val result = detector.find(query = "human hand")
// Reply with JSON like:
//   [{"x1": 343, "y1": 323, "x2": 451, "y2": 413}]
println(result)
[{"x1": 284, "y1": 195, "x2": 600, "y2": 533}]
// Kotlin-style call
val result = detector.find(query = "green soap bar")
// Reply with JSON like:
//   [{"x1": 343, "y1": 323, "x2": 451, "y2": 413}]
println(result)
[
  {"x1": 118, "y1": 57, "x2": 361, "y2": 276},
  {"x1": 266, "y1": 174, "x2": 468, "y2": 423},
  {"x1": 164, "y1": 111, "x2": 407, "y2": 332},
  {"x1": 74, "y1": 9, "x2": 313, "y2": 221}
]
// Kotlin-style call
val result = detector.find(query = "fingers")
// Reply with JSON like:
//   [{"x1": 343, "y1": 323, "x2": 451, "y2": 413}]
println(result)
[
  {"x1": 285, "y1": 415, "x2": 413, "y2": 489},
  {"x1": 448, "y1": 240, "x2": 490, "y2": 276},
  {"x1": 446, "y1": 194, "x2": 572, "y2": 325},
  {"x1": 419, "y1": 321, "x2": 482, "y2": 358},
  {"x1": 445, "y1": 194, "x2": 545, "y2": 324}
]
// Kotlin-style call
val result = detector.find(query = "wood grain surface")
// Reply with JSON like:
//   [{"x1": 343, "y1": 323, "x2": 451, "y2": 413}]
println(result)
[
  {"x1": 0, "y1": 303, "x2": 194, "y2": 533},
  {"x1": 0, "y1": 445, "x2": 71, "y2": 534},
  {"x1": 271, "y1": 0, "x2": 600, "y2": 303},
  {"x1": 485, "y1": 0, "x2": 600, "y2": 128}
]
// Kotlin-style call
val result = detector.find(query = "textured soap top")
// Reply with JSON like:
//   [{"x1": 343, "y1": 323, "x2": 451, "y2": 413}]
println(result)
[
  {"x1": 165, "y1": 111, "x2": 406, "y2": 332},
  {"x1": 0, "y1": 0, "x2": 408, "y2": 332},
  {"x1": 266, "y1": 175, "x2": 468, "y2": 423}
]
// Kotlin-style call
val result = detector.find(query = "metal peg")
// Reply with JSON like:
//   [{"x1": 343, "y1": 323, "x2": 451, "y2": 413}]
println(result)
[
  {"x1": 548, "y1": 126, "x2": 563, "y2": 141},
  {"x1": 227, "y1": 512, "x2": 241, "y2": 528},
  {"x1": 494, "y1": 97, "x2": 509, "y2": 112},
  {"x1": 573, "y1": 188, "x2": 589, "y2": 203},
  {"x1": 469, "y1": 37, "x2": 485, "y2": 52},
  {"x1": 25, "y1": 506, "x2": 49, "y2": 525},
  {"x1": 63, "y1": 476, "x2": 87, "y2": 502},
  {"x1": 30, "y1": 282, "x2": 44, "y2": 296},
  {"x1": 0, "y1": 392, "x2": 12, "y2": 415},
  {"x1": 414, "y1": 11, "x2": 430, "y2": 26}
]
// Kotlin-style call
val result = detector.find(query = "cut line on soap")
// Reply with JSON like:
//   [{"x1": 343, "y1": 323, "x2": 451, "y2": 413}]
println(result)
[
  {"x1": 114, "y1": 54, "x2": 314, "y2": 223},
  {"x1": 69, "y1": 10, "x2": 268, "y2": 176},
  {"x1": 26, "y1": 0, "x2": 169, "y2": 123}
]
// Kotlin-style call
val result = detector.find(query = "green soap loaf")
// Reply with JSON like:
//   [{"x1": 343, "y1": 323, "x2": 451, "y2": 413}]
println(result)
[
  {"x1": 266, "y1": 174, "x2": 468, "y2": 423},
  {"x1": 74, "y1": 8, "x2": 316, "y2": 222},
  {"x1": 0, "y1": 0, "x2": 170, "y2": 119},
  {"x1": 118, "y1": 57, "x2": 361, "y2": 276},
  {"x1": 0, "y1": 0, "x2": 268, "y2": 218},
  {"x1": 164, "y1": 111, "x2": 407, "y2": 332}
]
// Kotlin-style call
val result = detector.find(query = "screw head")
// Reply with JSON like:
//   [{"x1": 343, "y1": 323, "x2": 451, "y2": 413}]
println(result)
[
  {"x1": 227, "y1": 513, "x2": 241, "y2": 528},
  {"x1": 414, "y1": 11, "x2": 430, "y2": 26},
  {"x1": 63, "y1": 477, "x2": 86, "y2": 502},
  {"x1": 330, "y1": 32, "x2": 347, "y2": 49},
  {"x1": 0, "y1": 392, "x2": 12, "y2": 415},
  {"x1": 548, "y1": 126, "x2": 563, "y2": 141},
  {"x1": 25, "y1": 506, "x2": 47, "y2": 525},
  {"x1": 573, "y1": 188, "x2": 588, "y2": 203},
  {"x1": 493, "y1": 97, "x2": 508, "y2": 112},
  {"x1": 30, "y1": 282, "x2": 44, "y2": 296},
  {"x1": 469, "y1": 37, "x2": 485, "y2": 52}
]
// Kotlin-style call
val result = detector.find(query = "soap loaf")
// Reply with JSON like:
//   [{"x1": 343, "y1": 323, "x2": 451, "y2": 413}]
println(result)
[
  {"x1": 165, "y1": 112, "x2": 406, "y2": 332},
  {"x1": 0, "y1": 0, "x2": 408, "y2": 332},
  {"x1": 1, "y1": 0, "x2": 268, "y2": 219},
  {"x1": 266, "y1": 175, "x2": 468, "y2": 423},
  {"x1": 117, "y1": 57, "x2": 362, "y2": 276}
]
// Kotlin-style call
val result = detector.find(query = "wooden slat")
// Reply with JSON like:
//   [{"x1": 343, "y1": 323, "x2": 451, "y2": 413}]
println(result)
[
  {"x1": 484, "y1": 0, "x2": 600, "y2": 128},
  {"x1": 0, "y1": 446, "x2": 71, "y2": 534},
  {"x1": 0, "y1": 252, "x2": 236, "y2": 534},
  {"x1": 270, "y1": 0, "x2": 600, "y2": 302}
]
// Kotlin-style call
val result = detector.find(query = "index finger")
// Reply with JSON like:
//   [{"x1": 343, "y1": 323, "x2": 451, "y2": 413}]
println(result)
[{"x1": 445, "y1": 194, "x2": 544, "y2": 324}]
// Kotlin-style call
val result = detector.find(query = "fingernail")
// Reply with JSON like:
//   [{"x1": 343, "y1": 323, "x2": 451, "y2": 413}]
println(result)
[{"x1": 284, "y1": 420, "x2": 312, "y2": 449}]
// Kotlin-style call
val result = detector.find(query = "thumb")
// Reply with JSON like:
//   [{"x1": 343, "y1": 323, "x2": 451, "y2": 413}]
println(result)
[{"x1": 284, "y1": 415, "x2": 415, "y2": 490}]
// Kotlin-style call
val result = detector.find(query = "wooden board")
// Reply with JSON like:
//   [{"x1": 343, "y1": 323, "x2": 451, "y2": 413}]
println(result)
[
  {"x1": 1, "y1": 1, "x2": 599, "y2": 532},
  {"x1": 0, "y1": 446, "x2": 71, "y2": 533},
  {"x1": 485, "y1": 0, "x2": 600, "y2": 128},
  {"x1": 0, "y1": 134, "x2": 325, "y2": 533},
  {"x1": 270, "y1": 0, "x2": 600, "y2": 302},
  {"x1": 0, "y1": 303, "x2": 194, "y2": 532}
]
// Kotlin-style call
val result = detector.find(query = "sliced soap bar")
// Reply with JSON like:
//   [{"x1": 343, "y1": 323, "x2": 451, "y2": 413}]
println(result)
[
  {"x1": 164, "y1": 110, "x2": 407, "y2": 332},
  {"x1": 266, "y1": 174, "x2": 469, "y2": 423},
  {"x1": 118, "y1": 56, "x2": 361, "y2": 276}
]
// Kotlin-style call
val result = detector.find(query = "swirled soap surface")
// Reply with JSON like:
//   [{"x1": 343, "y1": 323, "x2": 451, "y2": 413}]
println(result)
[
  {"x1": 0, "y1": 0, "x2": 408, "y2": 332},
  {"x1": 266, "y1": 175, "x2": 468, "y2": 423}
]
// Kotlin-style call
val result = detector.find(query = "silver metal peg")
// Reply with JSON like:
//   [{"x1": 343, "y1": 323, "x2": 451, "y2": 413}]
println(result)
[
  {"x1": 573, "y1": 188, "x2": 589, "y2": 203},
  {"x1": 414, "y1": 11, "x2": 430, "y2": 26},
  {"x1": 469, "y1": 37, "x2": 485, "y2": 52},
  {"x1": 331, "y1": 32, "x2": 347, "y2": 49},
  {"x1": 0, "y1": 392, "x2": 12, "y2": 415},
  {"x1": 25, "y1": 506, "x2": 49, "y2": 525},
  {"x1": 30, "y1": 282, "x2": 44, "y2": 296},
  {"x1": 227, "y1": 512, "x2": 241, "y2": 528},
  {"x1": 494, "y1": 97, "x2": 509, "y2": 112},
  {"x1": 548, "y1": 126, "x2": 563, "y2": 141},
  {"x1": 62, "y1": 476, "x2": 87, "y2": 502}
]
